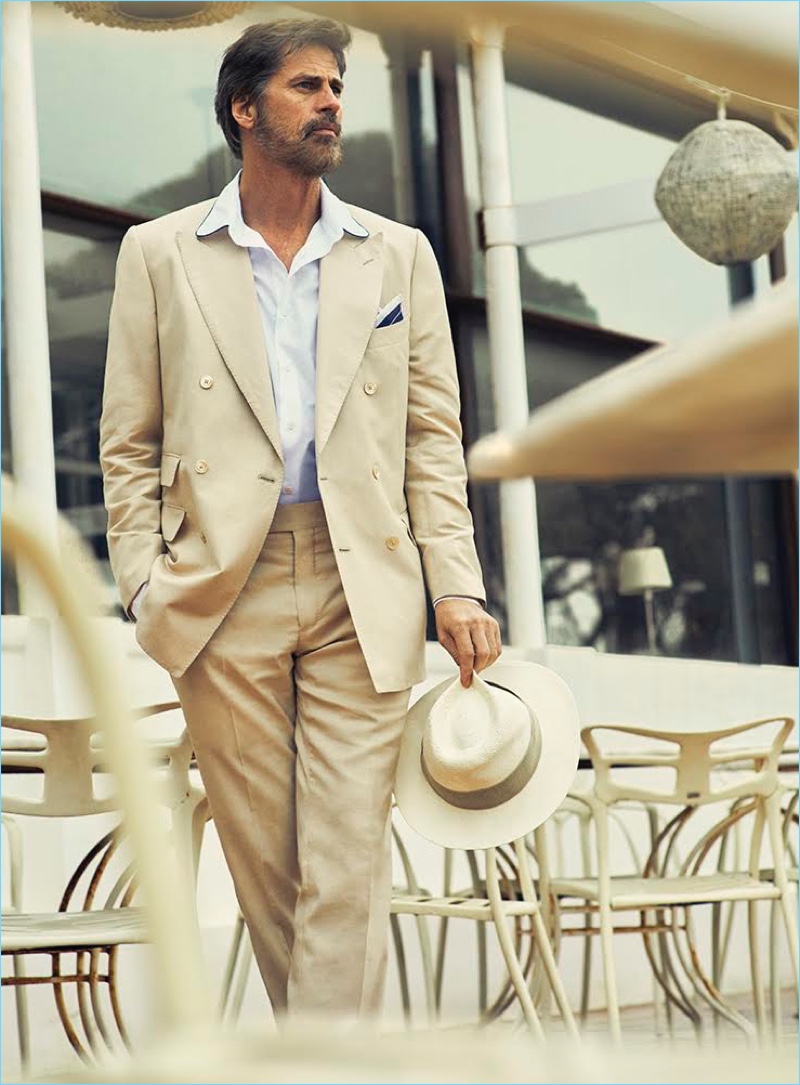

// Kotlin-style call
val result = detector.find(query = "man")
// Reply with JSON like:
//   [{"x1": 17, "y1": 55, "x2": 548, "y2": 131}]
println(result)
[{"x1": 100, "y1": 17, "x2": 501, "y2": 1021}]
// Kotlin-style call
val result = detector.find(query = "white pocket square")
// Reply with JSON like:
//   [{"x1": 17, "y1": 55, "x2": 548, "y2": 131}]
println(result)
[{"x1": 375, "y1": 294, "x2": 404, "y2": 328}]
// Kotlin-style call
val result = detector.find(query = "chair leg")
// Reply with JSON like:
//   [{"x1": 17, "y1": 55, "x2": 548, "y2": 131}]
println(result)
[
  {"x1": 748, "y1": 900, "x2": 766, "y2": 1037},
  {"x1": 413, "y1": 914, "x2": 437, "y2": 1024},
  {"x1": 11, "y1": 957, "x2": 31, "y2": 1070},
  {"x1": 577, "y1": 814, "x2": 594, "y2": 1024},
  {"x1": 465, "y1": 850, "x2": 489, "y2": 1017},
  {"x1": 777, "y1": 885, "x2": 799, "y2": 992},
  {"x1": 770, "y1": 898, "x2": 783, "y2": 1042},
  {"x1": 434, "y1": 916, "x2": 449, "y2": 1013},
  {"x1": 529, "y1": 909, "x2": 580, "y2": 1039},
  {"x1": 766, "y1": 798, "x2": 800, "y2": 996},
  {"x1": 578, "y1": 912, "x2": 593, "y2": 1024},
  {"x1": 598, "y1": 905, "x2": 621, "y2": 1045},
  {"x1": 220, "y1": 913, "x2": 252, "y2": 1022},
  {"x1": 389, "y1": 914, "x2": 412, "y2": 1023},
  {"x1": 485, "y1": 849, "x2": 544, "y2": 1040}
]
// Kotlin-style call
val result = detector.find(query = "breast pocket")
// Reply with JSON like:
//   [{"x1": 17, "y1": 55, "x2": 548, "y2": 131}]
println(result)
[{"x1": 368, "y1": 320, "x2": 409, "y2": 351}]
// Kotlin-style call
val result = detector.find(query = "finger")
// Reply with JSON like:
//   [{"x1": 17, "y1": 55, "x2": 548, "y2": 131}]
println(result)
[
  {"x1": 452, "y1": 627, "x2": 475, "y2": 687},
  {"x1": 439, "y1": 630, "x2": 467, "y2": 680},
  {"x1": 484, "y1": 618, "x2": 500, "y2": 660},
  {"x1": 471, "y1": 626, "x2": 492, "y2": 674},
  {"x1": 438, "y1": 628, "x2": 458, "y2": 663}
]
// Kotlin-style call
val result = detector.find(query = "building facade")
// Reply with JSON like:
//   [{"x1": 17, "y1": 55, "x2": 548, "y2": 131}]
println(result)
[{"x1": 3, "y1": 0, "x2": 797, "y2": 666}]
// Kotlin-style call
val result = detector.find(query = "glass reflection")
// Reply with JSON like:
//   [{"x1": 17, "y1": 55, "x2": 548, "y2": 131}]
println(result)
[{"x1": 33, "y1": 2, "x2": 397, "y2": 218}]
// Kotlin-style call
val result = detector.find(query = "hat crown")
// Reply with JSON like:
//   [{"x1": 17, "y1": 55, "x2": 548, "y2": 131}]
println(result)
[{"x1": 423, "y1": 675, "x2": 533, "y2": 793}]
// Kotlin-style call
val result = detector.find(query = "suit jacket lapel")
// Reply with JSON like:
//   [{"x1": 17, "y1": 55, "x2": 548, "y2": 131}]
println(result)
[
  {"x1": 176, "y1": 228, "x2": 283, "y2": 461},
  {"x1": 316, "y1": 231, "x2": 384, "y2": 455}
]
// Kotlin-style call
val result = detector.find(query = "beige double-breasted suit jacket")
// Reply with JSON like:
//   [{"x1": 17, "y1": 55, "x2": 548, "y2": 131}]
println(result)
[{"x1": 100, "y1": 199, "x2": 486, "y2": 693}]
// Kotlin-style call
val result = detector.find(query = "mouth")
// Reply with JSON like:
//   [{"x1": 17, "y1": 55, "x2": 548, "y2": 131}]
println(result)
[{"x1": 305, "y1": 124, "x2": 341, "y2": 139}]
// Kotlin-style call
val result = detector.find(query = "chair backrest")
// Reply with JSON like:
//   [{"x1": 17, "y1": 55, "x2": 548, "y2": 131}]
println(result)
[
  {"x1": 582, "y1": 717, "x2": 795, "y2": 809},
  {"x1": 1, "y1": 702, "x2": 181, "y2": 818}
]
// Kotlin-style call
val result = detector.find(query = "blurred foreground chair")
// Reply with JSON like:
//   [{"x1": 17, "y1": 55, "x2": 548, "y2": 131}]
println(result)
[
  {"x1": 549, "y1": 719, "x2": 798, "y2": 1044},
  {"x1": 2, "y1": 812, "x2": 31, "y2": 1067},
  {"x1": 1, "y1": 702, "x2": 207, "y2": 1063},
  {"x1": 3, "y1": 484, "x2": 798, "y2": 1083},
  {"x1": 770, "y1": 781, "x2": 798, "y2": 1034}
]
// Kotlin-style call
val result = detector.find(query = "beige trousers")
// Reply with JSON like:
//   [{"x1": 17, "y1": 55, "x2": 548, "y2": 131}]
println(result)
[{"x1": 173, "y1": 501, "x2": 410, "y2": 1019}]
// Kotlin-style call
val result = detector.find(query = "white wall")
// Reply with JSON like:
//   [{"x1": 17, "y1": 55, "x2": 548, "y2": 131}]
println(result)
[{"x1": 2, "y1": 616, "x2": 797, "y2": 1077}]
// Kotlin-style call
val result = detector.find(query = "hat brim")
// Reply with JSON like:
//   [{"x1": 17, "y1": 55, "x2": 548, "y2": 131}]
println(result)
[{"x1": 394, "y1": 660, "x2": 580, "y2": 850}]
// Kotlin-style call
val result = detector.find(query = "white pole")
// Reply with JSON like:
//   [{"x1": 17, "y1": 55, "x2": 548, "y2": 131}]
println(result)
[
  {"x1": 383, "y1": 38, "x2": 417, "y2": 226},
  {"x1": 2, "y1": 0, "x2": 60, "y2": 617},
  {"x1": 469, "y1": 22, "x2": 546, "y2": 647}
]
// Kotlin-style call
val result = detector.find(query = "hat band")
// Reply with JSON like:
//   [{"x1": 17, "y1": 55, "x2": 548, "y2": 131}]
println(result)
[{"x1": 421, "y1": 690, "x2": 542, "y2": 812}]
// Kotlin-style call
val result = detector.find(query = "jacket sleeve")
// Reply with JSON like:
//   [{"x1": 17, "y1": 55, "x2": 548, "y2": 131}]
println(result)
[
  {"x1": 404, "y1": 229, "x2": 486, "y2": 605},
  {"x1": 99, "y1": 227, "x2": 164, "y2": 613}
]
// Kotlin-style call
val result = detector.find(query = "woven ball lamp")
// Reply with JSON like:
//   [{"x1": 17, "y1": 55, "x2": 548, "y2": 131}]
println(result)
[{"x1": 655, "y1": 117, "x2": 798, "y2": 265}]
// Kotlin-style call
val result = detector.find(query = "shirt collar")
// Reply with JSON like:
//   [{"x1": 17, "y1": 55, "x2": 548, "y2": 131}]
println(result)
[{"x1": 195, "y1": 170, "x2": 368, "y2": 244}]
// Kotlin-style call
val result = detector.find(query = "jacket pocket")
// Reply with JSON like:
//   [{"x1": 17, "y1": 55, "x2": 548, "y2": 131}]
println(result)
[
  {"x1": 161, "y1": 503, "x2": 186, "y2": 542},
  {"x1": 160, "y1": 454, "x2": 181, "y2": 487}
]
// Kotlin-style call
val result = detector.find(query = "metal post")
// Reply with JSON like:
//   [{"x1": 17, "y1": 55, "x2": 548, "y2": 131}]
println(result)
[
  {"x1": 469, "y1": 22, "x2": 545, "y2": 646},
  {"x1": 382, "y1": 37, "x2": 418, "y2": 227},
  {"x1": 2, "y1": 1, "x2": 60, "y2": 616},
  {"x1": 643, "y1": 589, "x2": 657, "y2": 654},
  {"x1": 724, "y1": 263, "x2": 759, "y2": 663}
]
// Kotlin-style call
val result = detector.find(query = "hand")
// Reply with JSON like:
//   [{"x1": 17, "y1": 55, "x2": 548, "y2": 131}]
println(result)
[{"x1": 434, "y1": 599, "x2": 502, "y2": 688}]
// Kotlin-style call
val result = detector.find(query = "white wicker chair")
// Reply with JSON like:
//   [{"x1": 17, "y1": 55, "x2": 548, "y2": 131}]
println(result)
[
  {"x1": 1, "y1": 702, "x2": 207, "y2": 1062},
  {"x1": 549, "y1": 718, "x2": 798, "y2": 1044}
]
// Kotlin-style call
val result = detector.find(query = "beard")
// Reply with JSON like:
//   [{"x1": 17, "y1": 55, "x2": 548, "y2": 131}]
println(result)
[{"x1": 252, "y1": 101, "x2": 343, "y2": 177}]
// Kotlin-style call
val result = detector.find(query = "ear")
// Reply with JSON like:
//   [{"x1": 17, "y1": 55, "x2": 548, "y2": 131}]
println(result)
[{"x1": 231, "y1": 97, "x2": 256, "y2": 132}]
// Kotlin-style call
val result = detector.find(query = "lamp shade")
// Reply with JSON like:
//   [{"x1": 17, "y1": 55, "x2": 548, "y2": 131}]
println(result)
[
  {"x1": 55, "y1": 2, "x2": 252, "y2": 31},
  {"x1": 655, "y1": 118, "x2": 798, "y2": 265},
  {"x1": 618, "y1": 547, "x2": 672, "y2": 596}
]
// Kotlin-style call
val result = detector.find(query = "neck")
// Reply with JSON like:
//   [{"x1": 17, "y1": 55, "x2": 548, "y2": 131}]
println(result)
[{"x1": 238, "y1": 156, "x2": 322, "y2": 241}]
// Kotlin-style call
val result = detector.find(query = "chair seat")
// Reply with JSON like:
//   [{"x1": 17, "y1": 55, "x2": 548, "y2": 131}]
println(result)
[
  {"x1": 391, "y1": 891, "x2": 539, "y2": 921},
  {"x1": 1, "y1": 907, "x2": 149, "y2": 953},
  {"x1": 551, "y1": 872, "x2": 781, "y2": 909}
]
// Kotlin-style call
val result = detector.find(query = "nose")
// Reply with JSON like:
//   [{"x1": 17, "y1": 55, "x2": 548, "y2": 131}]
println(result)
[{"x1": 317, "y1": 84, "x2": 341, "y2": 115}]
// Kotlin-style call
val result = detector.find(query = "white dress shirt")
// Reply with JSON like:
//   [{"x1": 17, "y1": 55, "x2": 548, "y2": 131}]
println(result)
[{"x1": 196, "y1": 170, "x2": 368, "y2": 505}]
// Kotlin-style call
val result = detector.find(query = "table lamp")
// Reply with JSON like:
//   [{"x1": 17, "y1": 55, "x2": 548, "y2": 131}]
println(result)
[{"x1": 618, "y1": 546, "x2": 672, "y2": 653}]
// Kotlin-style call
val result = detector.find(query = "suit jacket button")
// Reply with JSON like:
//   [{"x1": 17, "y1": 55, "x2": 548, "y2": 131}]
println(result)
[
  {"x1": 364, "y1": 381, "x2": 378, "y2": 396},
  {"x1": 386, "y1": 536, "x2": 400, "y2": 551},
  {"x1": 371, "y1": 464, "x2": 381, "y2": 480},
  {"x1": 194, "y1": 459, "x2": 209, "y2": 474},
  {"x1": 199, "y1": 375, "x2": 214, "y2": 389}
]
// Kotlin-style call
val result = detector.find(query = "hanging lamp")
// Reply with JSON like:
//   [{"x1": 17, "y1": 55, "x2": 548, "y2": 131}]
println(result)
[{"x1": 655, "y1": 95, "x2": 798, "y2": 265}]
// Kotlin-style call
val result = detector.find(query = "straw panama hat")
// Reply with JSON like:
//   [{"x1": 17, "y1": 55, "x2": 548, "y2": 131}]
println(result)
[{"x1": 394, "y1": 660, "x2": 581, "y2": 850}]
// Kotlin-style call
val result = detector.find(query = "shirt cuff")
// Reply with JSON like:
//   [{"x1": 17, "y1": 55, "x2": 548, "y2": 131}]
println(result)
[{"x1": 433, "y1": 595, "x2": 484, "y2": 608}]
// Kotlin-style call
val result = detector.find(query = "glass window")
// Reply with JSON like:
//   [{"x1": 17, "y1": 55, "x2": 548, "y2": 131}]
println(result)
[
  {"x1": 456, "y1": 66, "x2": 730, "y2": 340},
  {"x1": 43, "y1": 214, "x2": 126, "y2": 607},
  {"x1": 523, "y1": 220, "x2": 731, "y2": 342},
  {"x1": 457, "y1": 304, "x2": 793, "y2": 663},
  {"x1": 32, "y1": 2, "x2": 396, "y2": 217}
]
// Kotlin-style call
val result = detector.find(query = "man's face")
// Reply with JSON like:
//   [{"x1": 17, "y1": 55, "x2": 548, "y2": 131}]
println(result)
[{"x1": 249, "y1": 45, "x2": 344, "y2": 176}]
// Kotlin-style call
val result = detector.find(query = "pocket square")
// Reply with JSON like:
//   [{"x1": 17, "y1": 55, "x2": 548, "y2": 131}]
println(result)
[{"x1": 375, "y1": 294, "x2": 405, "y2": 329}]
